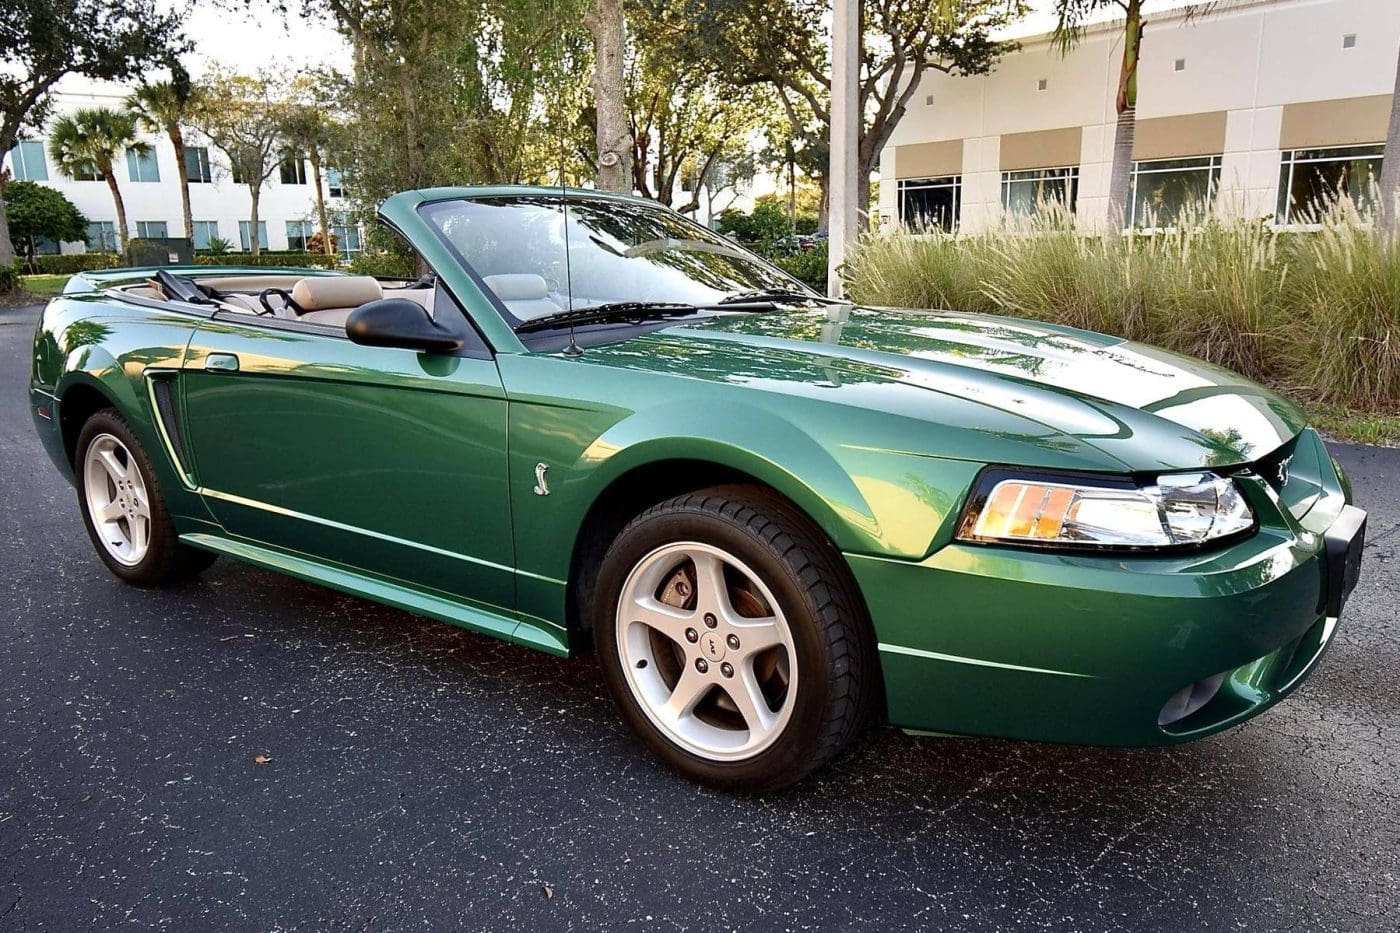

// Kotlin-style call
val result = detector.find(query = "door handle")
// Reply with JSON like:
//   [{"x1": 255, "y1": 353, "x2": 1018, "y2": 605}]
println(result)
[{"x1": 205, "y1": 353, "x2": 240, "y2": 373}]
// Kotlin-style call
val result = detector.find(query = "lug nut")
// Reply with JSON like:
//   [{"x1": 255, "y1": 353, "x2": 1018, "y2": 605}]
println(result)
[
  {"x1": 695, "y1": 658, "x2": 709, "y2": 674},
  {"x1": 685, "y1": 628, "x2": 699, "y2": 643},
  {"x1": 726, "y1": 634, "x2": 740, "y2": 650},
  {"x1": 703, "y1": 613, "x2": 718, "y2": 629},
  {"x1": 720, "y1": 662, "x2": 734, "y2": 678}
]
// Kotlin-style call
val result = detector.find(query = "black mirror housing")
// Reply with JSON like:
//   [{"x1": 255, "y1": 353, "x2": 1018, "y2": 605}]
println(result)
[{"x1": 345, "y1": 298, "x2": 465, "y2": 353}]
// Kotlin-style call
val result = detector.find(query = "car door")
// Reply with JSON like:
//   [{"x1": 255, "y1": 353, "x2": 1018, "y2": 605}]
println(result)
[{"x1": 178, "y1": 291, "x2": 515, "y2": 612}]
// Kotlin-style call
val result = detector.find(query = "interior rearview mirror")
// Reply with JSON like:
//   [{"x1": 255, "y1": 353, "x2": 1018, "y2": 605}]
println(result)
[{"x1": 345, "y1": 298, "x2": 465, "y2": 354}]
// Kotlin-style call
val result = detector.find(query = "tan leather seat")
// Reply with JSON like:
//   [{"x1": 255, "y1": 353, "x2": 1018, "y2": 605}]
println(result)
[
  {"x1": 293, "y1": 276, "x2": 384, "y2": 327},
  {"x1": 483, "y1": 273, "x2": 560, "y2": 321}
]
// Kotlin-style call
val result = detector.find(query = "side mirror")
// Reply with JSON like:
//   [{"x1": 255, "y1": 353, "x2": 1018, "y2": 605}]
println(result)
[{"x1": 345, "y1": 298, "x2": 465, "y2": 354}]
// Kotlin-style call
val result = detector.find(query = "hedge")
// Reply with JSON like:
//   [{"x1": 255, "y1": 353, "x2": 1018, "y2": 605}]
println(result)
[
  {"x1": 33, "y1": 253, "x2": 122, "y2": 275},
  {"x1": 195, "y1": 251, "x2": 340, "y2": 269}
]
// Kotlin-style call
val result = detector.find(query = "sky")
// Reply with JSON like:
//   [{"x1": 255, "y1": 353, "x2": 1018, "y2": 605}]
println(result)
[{"x1": 173, "y1": 1, "x2": 1214, "y2": 75}]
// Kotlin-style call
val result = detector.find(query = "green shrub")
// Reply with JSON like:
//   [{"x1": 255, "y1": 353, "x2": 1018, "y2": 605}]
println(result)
[
  {"x1": 194, "y1": 251, "x2": 339, "y2": 269},
  {"x1": 0, "y1": 264, "x2": 17, "y2": 294},
  {"x1": 33, "y1": 253, "x2": 122, "y2": 275},
  {"x1": 770, "y1": 243, "x2": 828, "y2": 291},
  {"x1": 844, "y1": 204, "x2": 1400, "y2": 411},
  {"x1": 345, "y1": 249, "x2": 416, "y2": 278}
]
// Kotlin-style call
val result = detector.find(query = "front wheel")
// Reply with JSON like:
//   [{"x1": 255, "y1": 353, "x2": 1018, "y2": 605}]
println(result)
[
  {"x1": 75, "y1": 409, "x2": 216, "y2": 585},
  {"x1": 595, "y1": 486, "x2": 877, "y2": 791}
]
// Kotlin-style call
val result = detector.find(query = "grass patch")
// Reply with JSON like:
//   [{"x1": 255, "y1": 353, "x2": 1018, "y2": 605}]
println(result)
[
  {"x1": 20, "y1": 274, "x2": 71, "y2": 298},
  {"x1": 845, "y1": 204, "x2": 1400, "y2": 436}
]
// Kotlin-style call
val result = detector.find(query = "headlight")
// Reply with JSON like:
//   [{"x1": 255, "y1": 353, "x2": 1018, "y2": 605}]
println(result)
[{"x1": 956, "y1": 469, "x2": 1255, "y2": 550}]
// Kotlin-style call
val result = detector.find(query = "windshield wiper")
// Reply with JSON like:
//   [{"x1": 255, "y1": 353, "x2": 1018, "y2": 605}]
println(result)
[
  {"x1": 515, "y1": 301, "x2": 701, "y2": 334},
  {"x1": 717, "y1": 287, "x2": 844, "y2": 306}
]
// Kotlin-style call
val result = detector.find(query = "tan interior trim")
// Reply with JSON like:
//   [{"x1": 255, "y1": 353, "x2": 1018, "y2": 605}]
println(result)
[
  {"x1": 1000, "y1": 128, "x2": 1083, "y2": 171},
  {"x1": 894, "y1": 140, "x2": 964, "y2": 179},
  {"x1": 1280, "y1": 95, "x2": 1391, "y2": 150},
  {"x1": 1134, "y1": 112, "x2": 1227, "y2": 161}
]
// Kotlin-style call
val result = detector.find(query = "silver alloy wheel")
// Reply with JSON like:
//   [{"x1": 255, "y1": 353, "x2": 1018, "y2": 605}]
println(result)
[
  {"x1": 83, "y1": 433, "x2": 152, "y2": 567},
  {"x1": 616, "y1": 542, "x2": 798, "y2": 761}
]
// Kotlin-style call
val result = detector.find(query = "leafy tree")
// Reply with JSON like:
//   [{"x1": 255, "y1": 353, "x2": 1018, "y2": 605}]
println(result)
[
  {"x1": 684, "y1": 0, "x2": 1027, "y2": 226},
  {"x1": 626, "y1": 6, "x2": 769, "y2": 213},
  {"x1": 196, "y1": 69, "x2": 289, "y2": 258},
  {"x1": 47, "y1": 107, "x2": 147, "y2": 255},
  {"x1": 1051, "y1": 1, "x2": 1215, "y2": 230},
  {"x1": 0, "y1": 0, "x2": 186, "y2": 265},
  {"x1": 281, "y1": 76, "x2": 340, "y2": 256},
  {"x1": 717, "y1": 199, "x2": 793, "y2": 244},
  {"x1": 128, "y1": 73, "x2": 202, "y2": 244},
  {"x1": 3, "y1": 179, "x2": 88, "y2": 269}
]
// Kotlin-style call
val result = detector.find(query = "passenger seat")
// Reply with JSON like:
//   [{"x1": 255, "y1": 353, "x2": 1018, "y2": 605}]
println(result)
[
  {"x1": 292, "y1": 276, "x2": 385, "y2": 327},
  {"x1": 482, "y1": 273, "x2": 560, "y2": 321}
]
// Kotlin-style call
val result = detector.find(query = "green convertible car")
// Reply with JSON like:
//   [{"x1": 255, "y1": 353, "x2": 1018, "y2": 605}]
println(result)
[{"x1": 30, "y1": 187, "x2": 1367, "y2": 790}]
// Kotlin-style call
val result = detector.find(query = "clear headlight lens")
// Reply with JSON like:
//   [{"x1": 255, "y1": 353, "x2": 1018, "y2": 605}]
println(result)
[{"x1": 958, "y1": 470, "x2": 1255, "y2": 549}]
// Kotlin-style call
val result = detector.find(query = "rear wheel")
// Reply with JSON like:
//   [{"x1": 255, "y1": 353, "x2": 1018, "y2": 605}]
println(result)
[
  {"x1": 75, "y1": 409, "x2": 216, "y2": 585},
  {"x1": 595, "y1": 486, "x2": 876, "y2": 791}
]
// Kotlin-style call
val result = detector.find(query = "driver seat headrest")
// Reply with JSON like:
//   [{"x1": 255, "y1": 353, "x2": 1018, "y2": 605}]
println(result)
[
  {"x1": 291, "y1": 275, "x2": 384, "y2": 312},
  {"x1": 483, "y1": 273, "x2": 549, "y2": 301}
]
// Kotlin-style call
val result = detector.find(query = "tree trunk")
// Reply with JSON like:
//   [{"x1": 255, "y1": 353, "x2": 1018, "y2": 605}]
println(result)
[
  {"x1": 248, "y1": 185, "x2": 261, "y2": 258},
  {"x1": 585, "y1": 0, "x2": 632, "y2": 193},
  {"x1": 816, "y1": 173, "x2": 830, "y2": 233},
  {"x1": 1108, "y1": 108, "x2": 1137, "y2": 230},
  {"x1": 309, "y1": 148, "x2": 334, "y2": 256},
  {"x1": 1108, "y1": 2, "x2": 1144, "y2": 231},
  {"x1": 1379, "y1": 43, "x2": 1400, "y2": 234},
  {"x1": 171, "y1": 128, "x2": 195, "y2": 244},
  {"x1": 105, "y1": 170, "x2": 131, "y2": 257},
  {"x1": 0, "y1": 194, "x2": 14, "y2": 270}
]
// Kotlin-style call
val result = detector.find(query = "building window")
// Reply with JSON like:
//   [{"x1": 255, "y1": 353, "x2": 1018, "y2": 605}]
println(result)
[
  {"x1": 238, "y1": 220, "x2": 269, "y2": 251},
  {"x1": 1342, "y1": 33, "x2": 1357, "y2": 49},
  {"x1": 1276, "y1": 144, "x2": 1384, "y2": 224},
  {"x1": 126, "y1": 148, "x2": 160, "y2": 183},
  {"x1": 135, "y1": 221, "x2": 168, "y2": 239},
  {"x1": 897, "y1": 176, "x2": 962, "y2": 232},
  {"x1": 192, "y1": 221, "x2": 220, "y2": 250},
  {"x1": 87, "y1": 222, "x2": 118, "y2": 252},
  {"x1": 1002, "y1": 166, "x2": 1079, "y2": 216},
  {"x1": 1129, "y1": 155, "x2": 1222, "y2": 227},
  {"x1": 286, "y1": 220, "x2": 316, "y2": 250},
  {"x1": 332, "y1": 214, "x2": 362, "y2": 259},
  {"x1": 279, "y1": 153, "x2": 308, "y2": 185},
  {"x1": 185, "y1": 146, "x2": 213, "y2": 184},
  {"x1": 7, "y1": 140, "x2": 48, "y2": 181},
  {"x1": 326, "y1": 167, "x2": 346, "y2": 199}
]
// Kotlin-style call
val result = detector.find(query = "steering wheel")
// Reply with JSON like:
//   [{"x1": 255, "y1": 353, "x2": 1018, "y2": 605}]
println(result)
[{"x1": 258, "y1": 287, "x2": 305, "y2": 317}]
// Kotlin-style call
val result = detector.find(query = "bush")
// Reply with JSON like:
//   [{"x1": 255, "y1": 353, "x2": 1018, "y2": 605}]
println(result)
[
  {"x1": 194, "y1": 251, "x2": 339, "y2": 269},
  {"x1": 33, "y1": 252, "x2": 122, "y2": 275},
  {"x1": 770, "y1": 242, "x2": 828, "y2": 291},
  {"x1": 844, "y1": 204, "x2": 1400, "y2": 411},
  {"x1": 0, "y1": 264, "x2": 17, "y2": 295}
]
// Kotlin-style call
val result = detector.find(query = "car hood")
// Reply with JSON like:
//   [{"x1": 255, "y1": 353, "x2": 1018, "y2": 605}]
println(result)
[{"x1": 583, "y1": 305, "x2": 1307, "y2": 472}]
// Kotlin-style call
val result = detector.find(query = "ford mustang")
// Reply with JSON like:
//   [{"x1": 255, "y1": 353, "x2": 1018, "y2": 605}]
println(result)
[{"x1": 29, "y1": 187, "x2": 1367, "y2": 790}]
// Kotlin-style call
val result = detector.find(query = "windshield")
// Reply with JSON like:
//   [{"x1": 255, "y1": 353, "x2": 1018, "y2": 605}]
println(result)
[{"x1": 418, "y1": 195, "x2": 808, "y2": 326}]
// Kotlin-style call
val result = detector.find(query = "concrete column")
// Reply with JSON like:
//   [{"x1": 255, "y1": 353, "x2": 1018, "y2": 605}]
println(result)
[{"x1": 828, "y1": 0, "x2": 859, "y2": 297}]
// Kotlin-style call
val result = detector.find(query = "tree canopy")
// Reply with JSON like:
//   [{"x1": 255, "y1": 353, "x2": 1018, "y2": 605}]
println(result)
[{"x1": 3, "y1": 180, "x2": 88, "y2": 264}]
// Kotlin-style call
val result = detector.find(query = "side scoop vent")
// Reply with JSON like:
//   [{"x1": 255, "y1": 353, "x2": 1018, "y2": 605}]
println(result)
[{"x1": 150, "y1": 376, "x2": 192, "y2": 476}]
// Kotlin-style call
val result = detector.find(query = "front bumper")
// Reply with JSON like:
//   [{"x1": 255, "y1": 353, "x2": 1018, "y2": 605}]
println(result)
[{"x1": 851, "y1": 466, "x2": 1362, "y2": 747}]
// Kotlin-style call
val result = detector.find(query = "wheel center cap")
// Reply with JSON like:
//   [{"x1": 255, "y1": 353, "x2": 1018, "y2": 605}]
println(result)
[{"x1": 700, "y1": 631, "x2": 727, "y2": 662}]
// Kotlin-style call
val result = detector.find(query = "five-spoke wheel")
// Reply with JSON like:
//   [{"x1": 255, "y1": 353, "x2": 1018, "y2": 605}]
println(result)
[
  {"x1": 596, "y1": 485, "x2": 876, "y2": 791},
  {"x1": 83, "y1": 432, "x2": 153, "y2": 566}
]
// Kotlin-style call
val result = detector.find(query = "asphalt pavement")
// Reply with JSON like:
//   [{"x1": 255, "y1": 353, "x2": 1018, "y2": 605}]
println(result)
[{"x1": 1, "y1": 301, "x2": 1397, "y2": 931}]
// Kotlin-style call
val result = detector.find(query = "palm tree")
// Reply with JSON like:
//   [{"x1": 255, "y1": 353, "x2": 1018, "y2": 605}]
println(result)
[
  {"x1": 128, "y1": 78, "x2": 201, "y2": 244},
  {"x1": 280, "y1": 79, "x2": 338, "y2": 257},
  {"x1": 48, "y1": 107, "x2": 148, "y2": 255},
  {"x1": 1051, "y1": 1, "x2": 1214, "y2": 231},
  {"x1": 1378, "y1": 43, "x2": 1400, "y2": 233}
]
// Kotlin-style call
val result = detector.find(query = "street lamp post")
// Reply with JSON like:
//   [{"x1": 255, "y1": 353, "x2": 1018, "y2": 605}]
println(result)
[{"x1": 827, "y1": 0, "x2": 859, "y2": 298}]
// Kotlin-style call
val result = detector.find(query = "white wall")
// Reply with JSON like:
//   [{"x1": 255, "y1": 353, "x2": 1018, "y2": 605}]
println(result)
[{"x1": 879, "y1": 0, "x2": 1400, "y2": 233}]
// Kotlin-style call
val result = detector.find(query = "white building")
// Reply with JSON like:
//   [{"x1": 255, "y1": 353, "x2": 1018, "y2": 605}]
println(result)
[
  {"x1": 878, "y1": 0, "x2": 1400, "y2": 233},
  {"x1": 4, "y1": 80, "x2": 360, "y2": 258}
]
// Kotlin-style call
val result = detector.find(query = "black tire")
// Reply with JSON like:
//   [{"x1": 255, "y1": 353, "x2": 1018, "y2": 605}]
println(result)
[
  {"x1": 594, "y1": 485, "x2": 877, "y2": 792},
  {"x1": 74, "y1": 408, "x2": 217, "y2": 586}
]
